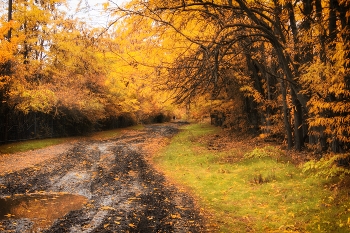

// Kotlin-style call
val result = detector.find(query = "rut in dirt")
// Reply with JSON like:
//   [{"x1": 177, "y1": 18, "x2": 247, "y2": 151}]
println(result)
[{"x1": 0, "y1": 123, "x2": 204, "y2": 233}]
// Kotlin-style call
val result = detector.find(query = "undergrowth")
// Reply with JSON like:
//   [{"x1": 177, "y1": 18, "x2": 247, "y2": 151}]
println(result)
[
  {"x1": 303, "y1": 153, "x2": 350, "y2": 180},
  {"x1": 244, "y1": 146, "x2": 284, "y2": 160},
  {"x1": 154, "y1": 123, "x2": 350, "y2": 232}
]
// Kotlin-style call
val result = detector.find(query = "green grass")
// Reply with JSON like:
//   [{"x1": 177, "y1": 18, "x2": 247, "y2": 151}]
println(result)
[
  {"x1": 0, "y1": 138, "x2": 69, "y2": 154},
  {"x1": 154, "y1": 123, "x2": 350, "y2": 232},
  {"x1": 0, "y1": 124, "x2": 145, "y2": 154}
]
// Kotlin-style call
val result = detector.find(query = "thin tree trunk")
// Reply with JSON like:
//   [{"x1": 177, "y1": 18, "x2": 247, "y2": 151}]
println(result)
[
  {"x1": 280, "y1": 78, "x2": 293, "y2": 149},
  {"x1": 301, "y1": 0, "x2": 313, "y2": 63},
  {"x1": 5, "y1": 111, "x2": 9, "y2": 142},
  {"x1": 265, "y1": 75, "x2": 272, "y2": 134},
  {"x1": 329, "y1": 0, "x2": 338, "y2": 42},
  {"x1": 7, "y1": 0, "x2": 12, "y2": 40},
  {"x1": 315, "y1": 0, "x2": 326, "y2": 62},
  {"x1": 291, "y1": 88, "x2": 304, "y2": 150}
]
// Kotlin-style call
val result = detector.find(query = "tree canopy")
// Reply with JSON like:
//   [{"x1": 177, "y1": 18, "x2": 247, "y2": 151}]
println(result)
[{"x1": 108, "y1": 0, "x2": 349, "y2": 153}]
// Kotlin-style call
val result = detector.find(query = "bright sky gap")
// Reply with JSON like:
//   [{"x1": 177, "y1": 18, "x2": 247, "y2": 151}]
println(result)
[{"x1": 68, "y1": 0, "x2": 129, "y2": 27}]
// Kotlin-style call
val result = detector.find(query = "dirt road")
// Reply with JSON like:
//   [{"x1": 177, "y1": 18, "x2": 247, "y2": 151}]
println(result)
[{"x1": 0, "y1": 123, "x2": 204, "y2": 232}]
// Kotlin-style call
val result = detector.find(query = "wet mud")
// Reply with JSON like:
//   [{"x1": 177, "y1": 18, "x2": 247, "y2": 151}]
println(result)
[{"x1": 0, "y1": 123, "x2": 204, "y2": 232}]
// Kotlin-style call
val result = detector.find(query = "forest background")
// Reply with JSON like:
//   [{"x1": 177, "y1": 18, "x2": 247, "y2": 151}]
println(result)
[{"x1": 0, "y1": 0, "x2": 349, "y2": 176}]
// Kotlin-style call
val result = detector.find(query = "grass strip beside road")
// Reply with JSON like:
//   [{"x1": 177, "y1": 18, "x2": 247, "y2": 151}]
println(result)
[
  {"x1": 0, "y1": 124, "x2": 145, "y2": 154},
  {"x1": 0, "y1": 138, "x2": 69, "y2": 154},
  {"x1": 153, "y1": 123, "x2": 350, "y2": 232}
]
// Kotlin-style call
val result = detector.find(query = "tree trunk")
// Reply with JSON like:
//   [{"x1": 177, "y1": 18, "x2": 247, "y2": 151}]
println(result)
[
  {"x1": 291, "y1": 88, "x2": 304, "y2": 150},
  {"x1": 280, "y1": 78, "x2": 293, "y2": 149},
  {"x1": 244, "y1": 97, "x2": 260, "y2": 134},
  {"x1": 329, "y1": 0, "x2": 338, "y2": 42},
  {"x1": 301, "y1": 0, "x2": 313, "y2": 64},
  {"x1": 5, "y1": 111, "x2": 9, "y2": 142},
  {"x1": 265, "y1": 75, "x2": 272, "y2": 134},
  {"x1": 315, "y1": 0, "x2": 326, "y2": 62},
  {"x1": 7, "y1": 0, "x2": 12, "y2": 40}
]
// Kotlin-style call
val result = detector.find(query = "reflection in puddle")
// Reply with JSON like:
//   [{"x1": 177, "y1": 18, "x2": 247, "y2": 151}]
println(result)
[{"x1": 0, "y1": 193, "x2": 88, "y2": 231}]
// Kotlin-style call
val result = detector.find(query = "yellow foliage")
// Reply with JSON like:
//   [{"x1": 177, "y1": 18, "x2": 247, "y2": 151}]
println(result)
[{"x1": 301, "y1": 41, "x2": 350, "y2": 144}]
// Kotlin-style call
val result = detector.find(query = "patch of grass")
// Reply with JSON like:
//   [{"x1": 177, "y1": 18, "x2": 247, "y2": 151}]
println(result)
[
  {"x1": 0, "y1": 124, "x2": 145, "y2": 154},
  {"x1": 154, "y1": 123, "x2": 350, "y2": 232},
  {"x1": 90, "y1": 124, "x2": 145, "y2": 140},
  {"x1": 0, "y1": 138, "x2": 69, "y2": 154}
]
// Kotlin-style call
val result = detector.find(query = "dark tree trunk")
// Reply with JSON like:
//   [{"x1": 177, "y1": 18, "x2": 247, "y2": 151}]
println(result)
[
  {"x1": 315, "y1": 0, "x2": 327, "y2": 62},
  {"x1": 286, "y1": 1, "x2": 298, "y2": 43},
  {"x1": 291, "y1": 89, "x2": 304, "y2": 150},
  {"x1": 244, "y1": 97, "x2": 260, "y2": 134},
  {"x1": 245, "y1": 55, "x2": 264, "y2": 134},
  {"x1": 280, "y1": 78, "x2": 293, "y2": 149},
  {"x1": 5, "y1": 111, "x2": 9, "y2": 142},
  {"x1": 285, "y1": 0, "x2": 312, "y2": 150},
  {"x1": 329, "y1": 0, "x2": 338, "y2": 42},
  {"x1": 301, "y1": 0, "x2": 313, "y2": 65},
  {"x1": 7, "y1": 0, "x2": 12, "y2": 40},
  {"x1": 248, "y1": 58, "x2": 264, "y2": 95}
]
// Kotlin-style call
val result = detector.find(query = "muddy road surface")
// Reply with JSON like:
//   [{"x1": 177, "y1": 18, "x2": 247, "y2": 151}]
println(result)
[{"x1": 0, "y1": 123, "x2": 204, "y2": 232}]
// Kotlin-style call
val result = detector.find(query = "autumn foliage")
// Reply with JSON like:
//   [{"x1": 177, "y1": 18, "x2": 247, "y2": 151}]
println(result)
[
  {"x1": 0, "y1": 0, "x2": 173, "y2": 141},
  {"x1": 109, "y1": 0, "x2": 349, "y2": 154},
  {"x1": 1, "y1": 1, "x2": 350, "y2": 168}
]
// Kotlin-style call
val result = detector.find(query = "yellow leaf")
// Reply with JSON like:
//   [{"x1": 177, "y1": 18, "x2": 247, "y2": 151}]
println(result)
[
  {"x1": 103, "y1": 2, "x2": 110, "y2": 9},
  {"x1": 170, "y1": 213, "x2": 181, "y2": 219},
  {"x1": 100, "y1": 206, "x2": 116, "y2": 211}
]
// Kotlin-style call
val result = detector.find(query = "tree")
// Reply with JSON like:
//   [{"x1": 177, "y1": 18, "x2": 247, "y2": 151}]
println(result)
[{"x1": 107, "y1": 0, "x2": 350, "y2": 155}]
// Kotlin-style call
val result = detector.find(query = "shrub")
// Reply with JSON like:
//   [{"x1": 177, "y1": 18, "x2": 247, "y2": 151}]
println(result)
[
  {"x1": 303, "y1": 153, "x2": 350, "y2": 179},
  {"x1": 244, "y1": 146, "x2": 284, "y2": 160}
]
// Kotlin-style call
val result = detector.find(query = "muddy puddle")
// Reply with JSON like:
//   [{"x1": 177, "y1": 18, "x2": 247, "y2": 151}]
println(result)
[{"x1": 0, "y1": 193, "x2": 87, "y2": 232}]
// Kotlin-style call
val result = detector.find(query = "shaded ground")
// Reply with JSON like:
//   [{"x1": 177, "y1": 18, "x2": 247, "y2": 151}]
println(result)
[{"x1": 0, "y1": 123, "x2": 204, "y2": 232}]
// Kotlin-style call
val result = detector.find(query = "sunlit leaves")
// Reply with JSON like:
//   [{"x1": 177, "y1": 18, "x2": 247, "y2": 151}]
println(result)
[
  {"x1": 15, "y1": 86, "x2": 57, "y2": 114},
  {"x1": 301, "y1": 40, "x2": 350, "y2": 145}
]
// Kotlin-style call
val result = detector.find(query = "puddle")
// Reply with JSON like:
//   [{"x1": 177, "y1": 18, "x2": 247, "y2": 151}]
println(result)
[{"x1": 0, "y1": 193, "x2": 88, "y2": 231}]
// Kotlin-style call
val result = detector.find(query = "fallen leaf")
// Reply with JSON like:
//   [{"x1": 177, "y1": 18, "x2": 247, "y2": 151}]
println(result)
[{"x1": 100, "y1": 206, "x2": 116, "y2": 211}]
